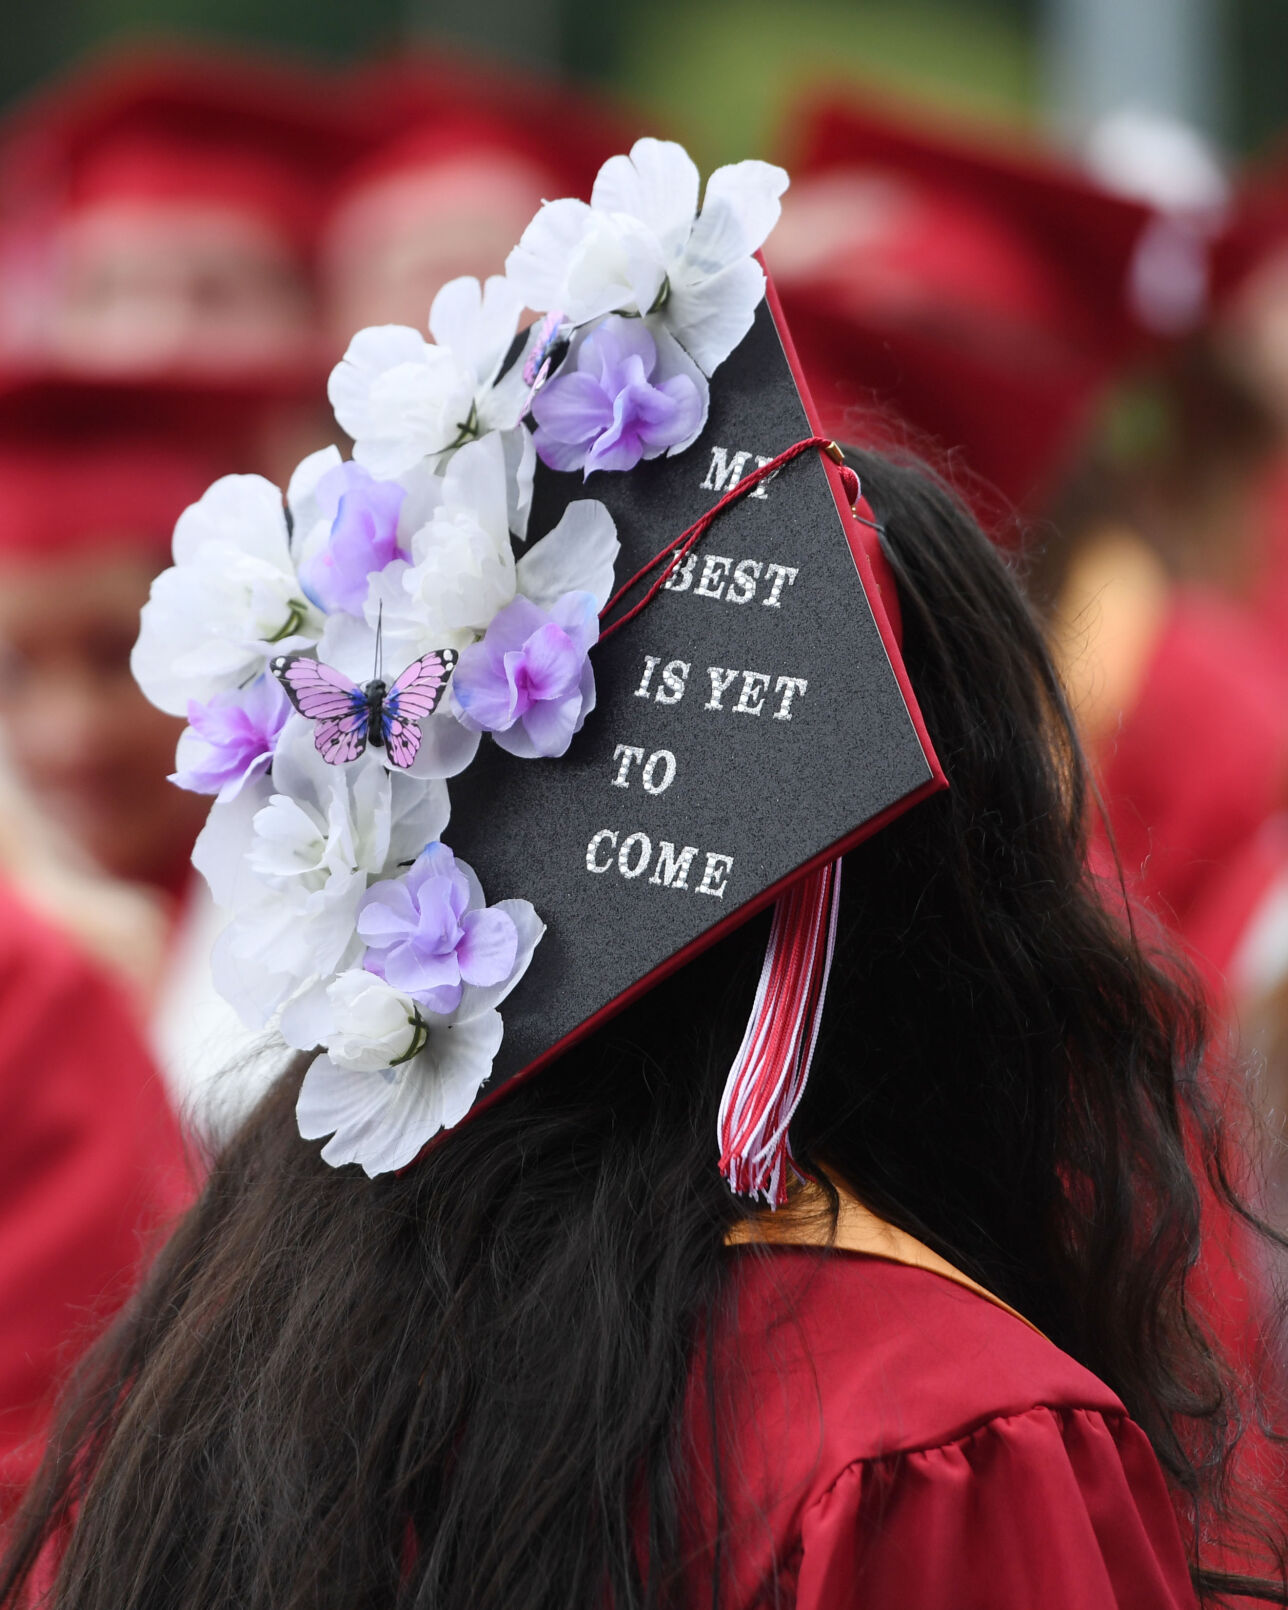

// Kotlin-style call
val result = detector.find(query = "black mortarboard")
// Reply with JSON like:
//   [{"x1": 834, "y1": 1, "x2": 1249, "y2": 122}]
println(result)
[{"x1": 447, "y1": 275, "x2": 943, "y2": 1095}]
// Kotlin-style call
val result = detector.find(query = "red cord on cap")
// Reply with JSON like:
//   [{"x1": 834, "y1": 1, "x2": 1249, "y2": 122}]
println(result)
[
  {"x1": 837, "y1": 463, "x2": 861, "y2": 507},
  {"x1": 599, "y1": 435, "x2": 851, "y2": 642}
]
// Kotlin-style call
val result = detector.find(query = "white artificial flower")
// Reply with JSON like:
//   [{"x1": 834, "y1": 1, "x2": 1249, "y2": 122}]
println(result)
[
  {"x1": 297, "y1": 1012, "x2": 505, "y2": 1176},
  {"x1": 189, "y1": 769, "x2": 274, "y2": 913},
  {"x1": 328, "y1": 274, "x2": 531, "y2": 481},
  {"x1": 502, "y1": 419, "x2": 537, "y2": 543},
  {"x1": 197, "y1": 719, "x2": 449, "y2": 1028},
  {"x1": 285, "y1": 444, "x2": 347, "y2": 547},
  {"x1": 513, "y1": 497, "x2": 620, "y2": 614},
  {"x1": 353, "y1": 433, "x2": 618, "y2": 739},
  {"x1": 311, "y1": 971, "x2": 421, "y2": 1074},
  {"x1": 506, "y1": 137, "x2": 789, "y2": 376},
  {"x1": 293, "y1": 896, "x2": 543, "y2": 1175},
  {"x1": 374, "y1": 431, "x2": 519, "y2": 656},
  {"x1": 132, "y1": 472, "x2": 324, "y2": 716}
]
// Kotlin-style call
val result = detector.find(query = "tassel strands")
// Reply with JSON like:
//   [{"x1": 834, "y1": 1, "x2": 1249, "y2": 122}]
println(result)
[{"x1": 718, "y1": 859, "x2": 843, "y2": 1206}]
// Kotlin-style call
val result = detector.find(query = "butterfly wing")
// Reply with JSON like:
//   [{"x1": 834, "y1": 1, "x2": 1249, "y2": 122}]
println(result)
[
  {"x1": 383, "y1": 713, "x2": 422, "y2": 770},
  {"x1": 314, "y1": 711, "x2": 369, "y2": 765},
  {"x1": 272, "y1": 654, "x2": 369, "y2": 764},
  {"x1": 380, "y1": 650, "x2": 459, "y2": 770},
  {"x1": 272, "y1": 654, "x2": 363, "y2": 718},
  {"x1": 388, "y1": 649, "x2": 458, "y2": 719}
]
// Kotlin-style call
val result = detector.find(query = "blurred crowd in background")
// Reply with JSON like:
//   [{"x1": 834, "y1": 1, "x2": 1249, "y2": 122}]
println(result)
[{"x1": 3, "y1": 0, "x2": 1288, "y2": 1545}]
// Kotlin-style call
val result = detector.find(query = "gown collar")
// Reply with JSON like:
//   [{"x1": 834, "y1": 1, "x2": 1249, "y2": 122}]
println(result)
[{"x1": 726, "y1": 1174, "x2": 1046, "y2": 1341}]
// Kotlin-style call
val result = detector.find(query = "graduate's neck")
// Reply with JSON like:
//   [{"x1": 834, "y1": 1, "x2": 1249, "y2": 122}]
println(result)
[{"x1": 727, "y1": 1171, "x2": 1045, "y2": 1339}]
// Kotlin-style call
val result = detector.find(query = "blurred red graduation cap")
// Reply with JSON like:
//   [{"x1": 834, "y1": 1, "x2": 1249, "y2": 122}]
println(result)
[
  {"x1": 1207, "y1": 132, "x2": 1288, "y2": 317},
  {"x1": 767, "y1": 94, "x2": 1169, "y2": 525},
  {"x1": 0, "y1": 45, "x2": 365, "y2": 385},
  {"x1": 343, "y1": 50, "x2": 639, "y2": 201},
  {"x1": 0, "y1": 370, "x2": 252, "y2": 565}
]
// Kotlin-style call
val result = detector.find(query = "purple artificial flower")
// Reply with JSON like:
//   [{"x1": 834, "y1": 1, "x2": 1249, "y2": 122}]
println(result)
[
  {"x1": 298, "y1": 461, "x2": 407, "y2": 616},
  {"x1": 358, "y1": 842, "x2": 518, "y2": 1015},
  {"x1": 171, "y1": 674, "x2": 291, "y2": 801},
  {"x1": 451, "y1": 591, "x2": 599, "y2": 760},
  {"x1": 530, "y1": 315, "x2": 704, "y2": 477}
]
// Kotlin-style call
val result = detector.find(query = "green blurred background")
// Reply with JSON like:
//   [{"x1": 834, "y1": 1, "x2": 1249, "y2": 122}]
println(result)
[{"x1": 4, "y1": 0, "x2": 1288, "y2": 167}]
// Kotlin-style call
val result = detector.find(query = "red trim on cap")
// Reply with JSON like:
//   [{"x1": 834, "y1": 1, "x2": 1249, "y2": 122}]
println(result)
[{"x1": 763, "y1": 261, "x2": 939, "y2": 776}]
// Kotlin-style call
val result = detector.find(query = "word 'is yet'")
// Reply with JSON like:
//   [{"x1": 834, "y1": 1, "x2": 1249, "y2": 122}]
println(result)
[{"x1": 635, "y1": 657, "x2": 808, "y2": 719}]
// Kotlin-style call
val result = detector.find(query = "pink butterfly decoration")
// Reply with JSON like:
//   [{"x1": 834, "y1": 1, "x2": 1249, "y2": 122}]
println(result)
[{"x1": 272, "y1": 650, "x2": 458, "y2": 768}]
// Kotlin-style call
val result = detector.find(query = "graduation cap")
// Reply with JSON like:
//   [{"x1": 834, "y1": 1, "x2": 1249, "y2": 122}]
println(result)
[
  {"x1": 132, "y1": 136, "x2": 942, "y2": 1194},
  {"x1": 0, "y1": 45, "x2": 364, "y2": 381},
  {"x1": 342, "y1": 50, "x2": 638, "y2": 201},
  {"x1": 767, "y1": 94, "x2": 1165, "y2": 523},
  {"x1": 447, "y1": 283, "x2": 941, "y2": 1093}
]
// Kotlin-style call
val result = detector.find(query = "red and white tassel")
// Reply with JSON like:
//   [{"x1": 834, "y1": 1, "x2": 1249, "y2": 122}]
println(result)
[{"x1": 717, "y1": 859, "x2": 843, "y2": 1206}]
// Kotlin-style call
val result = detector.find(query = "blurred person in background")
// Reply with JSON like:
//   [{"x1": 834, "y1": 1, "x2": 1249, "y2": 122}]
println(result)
[
  {"x1": 0, "y1": 48, "x2": 364, "y2": 486},
  {"x1": 0, "y1": 49, "x2": 356, "y2": 381},
  {"x1": 0, "y1": 50, "x2": 332, "y2": 1487},
  {"x1": 768, "y1": 92, "x2": 1288, "y2": 953},
  {"x1": 1037, "y1": 376, "x2": 1288, "y2": 1432},
  {"x1": 1210, "y1": 167, "x2": 1288, "y2": 667},
  {"x1": 0, "y1": 382, "x2": 200, "y2": 1522},
  {"x1": 0, "y1": 379, "x2": 271, "y2": 1135},
  {"x1": 0, "y1": 878, "x2": 191, "y2": 1523},
  {"x1": 0, "y1": 43, "x2": 372, "y2": 1131},
  {"x1": 768, "y1": 93, "x2": 1288, "y2": 1565},
  {"x1": 766, "y1": 94, "x2": 1158, "y2": 532},
  {"x1": 0, "y1": 390, "x2": 227, "y2": 897},
  {"x1": 320, "y1": 55, "x2": 634, "y2": 346},
  {"x1": 1038, "y1": 355, "x2": 1288, "y2": 943},
  {"x1": 1167, "y1": 167, "x2": 1288, "y2": 1357},
  {"x1": 0, "y1": 751, "x2": 167, "y2": 1006},
  {"x1": 1032, "y1": 137, "x2": 1288, "y2": 1045}
]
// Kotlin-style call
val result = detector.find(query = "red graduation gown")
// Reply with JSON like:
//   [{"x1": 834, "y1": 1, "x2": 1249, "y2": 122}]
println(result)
[
  {"x1": 682, "y1": 1216, "x2": 1198, "y2": 1608},
  {"x1": 0, "y1": 881, "x2": 193, "y2": 1515}
]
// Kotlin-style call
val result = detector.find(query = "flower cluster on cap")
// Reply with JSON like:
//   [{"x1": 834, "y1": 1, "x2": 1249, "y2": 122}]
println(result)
[{"x1": 131, "y1": 139, "x2": 789, "y2": 1176}]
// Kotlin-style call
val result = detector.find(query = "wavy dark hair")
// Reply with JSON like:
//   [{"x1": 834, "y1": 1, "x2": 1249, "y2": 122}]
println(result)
[{"x1": 4, "y1": 449, "x2": 1284, "y2": 1608}]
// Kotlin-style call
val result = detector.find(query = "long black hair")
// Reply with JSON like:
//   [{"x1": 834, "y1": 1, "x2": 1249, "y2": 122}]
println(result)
[{"x1": 4, "y1": 449, "x2": 1283, "y2": 1608}]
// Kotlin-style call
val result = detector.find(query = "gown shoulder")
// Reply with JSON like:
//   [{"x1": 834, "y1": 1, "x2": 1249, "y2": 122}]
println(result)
[{"x1": 686, "y1": 1247, "x2": 1197, "y2": 1609}]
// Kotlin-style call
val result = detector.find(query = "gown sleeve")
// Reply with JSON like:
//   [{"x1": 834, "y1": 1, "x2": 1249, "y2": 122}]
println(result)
[{"x1": 795, "y1": 1405, "x2": 1198, "y2": 1610}]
